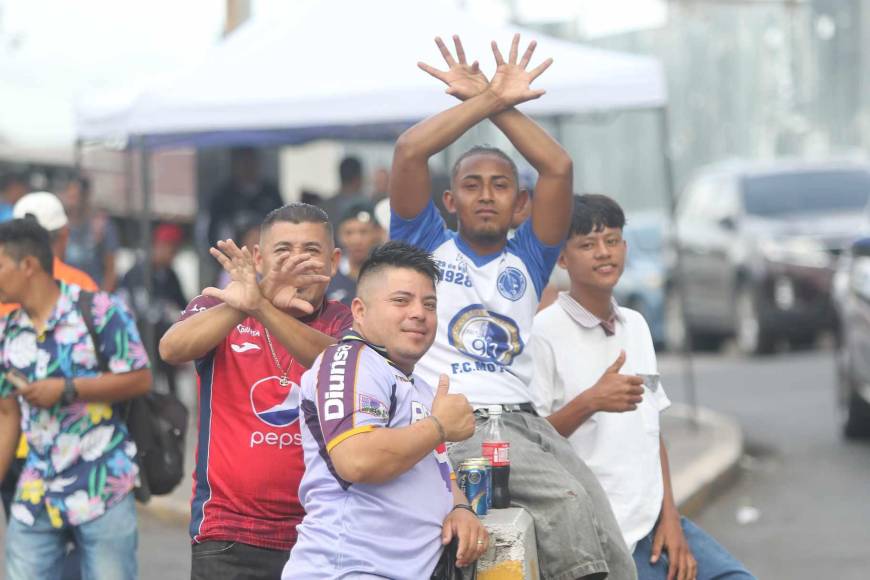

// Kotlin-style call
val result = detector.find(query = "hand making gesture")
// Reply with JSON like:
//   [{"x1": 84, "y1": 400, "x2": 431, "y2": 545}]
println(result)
[
  {"x1": 418, "y1": 33, "x2": 552, "y2": 109},
  {"x1": 488, "y1": 33, "x2": 553, "y2": 108},
  {"x1": 203, "y1": 239, "x2": 264, "y2": 314},
  {"x1": 259, "y1": 252, "x2": 330, "y2": 314},
  {"x1": 205, "y1": 240, "x2": 330, "y2": 315},
  {"x1": 418, "y1": 35, "x2": 489, "y2": 101}
]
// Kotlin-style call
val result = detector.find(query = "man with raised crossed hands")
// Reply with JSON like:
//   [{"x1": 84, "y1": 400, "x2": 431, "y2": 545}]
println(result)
[
  {"x1": 159, "y1": 203, "x2": 353, "y2": 580},
  {"x1": 389, "y1": 34, "x2": 636, "y2": 580}
]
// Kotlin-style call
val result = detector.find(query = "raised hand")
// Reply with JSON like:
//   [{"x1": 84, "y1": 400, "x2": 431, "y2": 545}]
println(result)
[
  {"x1": 260, "y1": 252, "x2": 331, "y2": 314},
  {"x1": 488, "y1": 33, "x2": 553, "y2": 108},
  {"x1": 203, "y1": 239, "x2": 264, "y2": 314},
  {"x1": 418, "y1": 35, "x2": 489, "y2": 101},
  {"x1": 430, "y1": 374, "x2": 474, "y2": 442},
  {"x1": 590, "y1": 351, "x2": 645, "y2": 413}
]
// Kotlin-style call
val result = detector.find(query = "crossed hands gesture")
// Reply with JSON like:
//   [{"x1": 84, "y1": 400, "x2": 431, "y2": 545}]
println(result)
[
  {"x1": 203, "y1": 240, "x2": 329, "y2": 316},
  {"x1": 418, "y1": 33, "x2": 552, "y2": 109}
]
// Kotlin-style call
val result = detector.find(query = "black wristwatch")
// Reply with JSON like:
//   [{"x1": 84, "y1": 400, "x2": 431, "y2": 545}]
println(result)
[{"x1": 61, "y1": 377, "x2": 78, "y2": 406}]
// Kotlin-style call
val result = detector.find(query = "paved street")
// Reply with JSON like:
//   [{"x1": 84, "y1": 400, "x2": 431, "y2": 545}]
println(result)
[
  {"x1": 2, "y1": 348, "x2": 868, "y2": 579},
  {"x1": 661, "y1": 348, "x2": 870, "y2": 580}
]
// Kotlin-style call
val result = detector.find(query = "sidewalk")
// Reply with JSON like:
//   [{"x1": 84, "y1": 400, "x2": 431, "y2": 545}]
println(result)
[{"x1": 142, "y1": 402, "x2": 744, "y2": 523}]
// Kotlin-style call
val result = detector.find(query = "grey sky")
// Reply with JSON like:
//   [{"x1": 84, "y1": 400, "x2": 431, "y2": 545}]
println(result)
[{"x1": 0, "y1": 0, "x2": 665, "y2": 149}]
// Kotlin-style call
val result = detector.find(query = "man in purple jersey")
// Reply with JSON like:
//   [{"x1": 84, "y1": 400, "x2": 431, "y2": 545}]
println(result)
[{"x1": 285, "y1": 242, "x2": 488, "y2": 579}]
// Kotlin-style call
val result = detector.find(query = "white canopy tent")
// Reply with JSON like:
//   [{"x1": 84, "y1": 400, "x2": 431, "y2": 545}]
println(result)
[
  {"x1": 75, "y1": 0, "x2": 700, "y2": 413},
  {"x1": 75, "y1": 0, "x2": 666, "y2": 148}
]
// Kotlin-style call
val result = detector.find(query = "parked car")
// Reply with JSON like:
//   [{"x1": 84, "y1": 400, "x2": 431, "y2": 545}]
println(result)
[
  {"x1": 833, "y1": 237, "x2": 870, "y2": 438},
  {"x1": 666, "y1": 160, "x2": 870, "y2": 354},
  {"x1": 615, "y1": 212, "x2": 667, "y2": 347}
]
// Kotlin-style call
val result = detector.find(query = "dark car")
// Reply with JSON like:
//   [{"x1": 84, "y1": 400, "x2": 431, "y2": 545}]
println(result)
[
  {"x1": 834, "y1": 238, "x2": 870, "y2": 438},
  {"x1": 615, "y1": 212, "x2": 668, "y2": 347},
  {"x1": 666, "y1": 160, "x2": 870, "y2": 354}
]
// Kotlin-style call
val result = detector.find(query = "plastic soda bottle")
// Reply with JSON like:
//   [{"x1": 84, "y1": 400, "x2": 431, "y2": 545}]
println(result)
[{"x1": 480, "y1": 406, "x2": 511, "y2": 509}]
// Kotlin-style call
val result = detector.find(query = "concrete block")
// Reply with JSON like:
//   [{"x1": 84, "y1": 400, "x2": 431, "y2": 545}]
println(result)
[{"x1": 477, "y1": 507, "x2": 539, "y2": 580}]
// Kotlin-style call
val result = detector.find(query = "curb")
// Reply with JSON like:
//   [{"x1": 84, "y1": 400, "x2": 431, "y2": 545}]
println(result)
[
  {"x1": 137, "y1": 493, "x2": 190, "y2": 526},
  {"x1": 667, "y1": 403, "x2": 744, "y2": 516}
]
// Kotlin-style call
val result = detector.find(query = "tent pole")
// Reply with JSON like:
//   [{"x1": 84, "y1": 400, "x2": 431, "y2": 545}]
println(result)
[
  {"x1": 137, "y1": 137, "x2": 156, "y2": 367},
  {"x1": 73, "y1": 138, "x2": 84, "y2": 175},
  {"x1": 657, "y1": 107, "x2": 699, "y2": 429}
]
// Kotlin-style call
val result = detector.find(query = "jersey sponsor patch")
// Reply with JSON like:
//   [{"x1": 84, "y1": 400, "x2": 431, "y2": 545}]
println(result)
[
  {"x1": 231, "y1": 341, "x2": 261, "y2": 353},
  {"x1": 448, "y1": 304, "x2": 524, "y2": 366},
  {"x1": 236, "y1": 324, "x2": 262, "y2": 337},
  {"x1": 358, "y1": 393, "x2": 389, "y2": 419},
  {"x1": 250, "y1": 376, "x2": 301, "y2": 427}
]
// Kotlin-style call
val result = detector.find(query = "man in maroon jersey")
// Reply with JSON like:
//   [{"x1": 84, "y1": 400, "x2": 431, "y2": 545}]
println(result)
[{"x1": 159, "y1": 203, "x2": 353, "y2": 580}]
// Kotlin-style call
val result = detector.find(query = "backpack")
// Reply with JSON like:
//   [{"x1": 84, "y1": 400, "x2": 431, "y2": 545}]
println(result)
[{"x1": 78, "y1": 291, "x2": 189, "y2": 503}]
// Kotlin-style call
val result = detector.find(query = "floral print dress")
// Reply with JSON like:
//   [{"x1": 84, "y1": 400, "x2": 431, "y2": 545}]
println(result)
[{"x1": 0, "y1": 283, "x2": 150, "y2": 528}]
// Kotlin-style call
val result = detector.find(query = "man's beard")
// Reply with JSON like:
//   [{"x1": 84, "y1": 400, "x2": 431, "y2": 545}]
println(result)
[{"x1": 465, "y1": 223, "x2": 509, "y2": 246}]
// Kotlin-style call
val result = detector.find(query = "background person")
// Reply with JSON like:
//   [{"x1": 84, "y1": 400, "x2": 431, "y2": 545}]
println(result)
[
  {"x1": 0, "y1": 218, "x2": 151, "y2": 580},
  {"x1": 325, "y1": 202, "x2": 384, "y2": 306},
  {"x1": 319, "y1": 155, "x2": 368, "y2": 228},
  {"x1": 0, "y1": 173, "x2": 29, "y2": 223},
  {"x1": 60, "y1": 176, "x2": 120, "y2": 291},
  {"x1": 207, "y1": 147, "x2": 284, "y2": 248},
  {"x1": 118, "y1": 223, "x2": 188, "y2": 395},
  {"x1": 2, "y1": 191, "x2": 100, "y2": 580}
]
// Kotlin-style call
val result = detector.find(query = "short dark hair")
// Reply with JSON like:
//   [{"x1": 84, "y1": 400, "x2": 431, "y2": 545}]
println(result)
[
  {"x1": 262, "y1": 202, "x2": 333, "y2": 239},
  {"x1": 339, "y1": 156, "x2": 363, "y2": 185},
  {"x1": 0, "y1": 218, "x2": 54, "y2": 275},
  {"x1": 569, "y1": 194, "x2": 626, "y2": 238},
  {"x1": 358, "y1": 241, "x2": 440, "y2": 289},
  {"x1": 451, "y1": 145, "x2": 520, "y2": 187}
]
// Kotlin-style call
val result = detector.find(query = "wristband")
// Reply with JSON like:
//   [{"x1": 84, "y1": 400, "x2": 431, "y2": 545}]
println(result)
[
  {"x1": 451, "y1": 503, "x2": 477, "y2": 516},
  {"x1": 428, "y1": 415, "x2": 447, "y2": 442},
  {"x1": 61, "y1": 377, "x2": 78, "y2": 406}
]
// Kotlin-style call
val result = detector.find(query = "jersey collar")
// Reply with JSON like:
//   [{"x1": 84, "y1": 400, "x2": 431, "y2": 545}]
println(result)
[{"x1": 339, "y1": 331, "x2": 414, "y2": 381}]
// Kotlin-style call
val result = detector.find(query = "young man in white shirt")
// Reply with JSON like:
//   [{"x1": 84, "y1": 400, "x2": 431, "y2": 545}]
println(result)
[{"x1": 532, "y1": 194, "x2": 754, "y2": 580}]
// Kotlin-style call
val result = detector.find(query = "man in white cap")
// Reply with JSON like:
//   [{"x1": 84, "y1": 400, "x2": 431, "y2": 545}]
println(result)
[{"x1": 9, "y1": 192, "x2": 97, "y2": 292}]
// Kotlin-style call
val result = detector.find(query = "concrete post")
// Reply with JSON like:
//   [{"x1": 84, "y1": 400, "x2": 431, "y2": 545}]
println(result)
[{"x1": 477, "y1": 508, "x2": 539, "y2": 580}]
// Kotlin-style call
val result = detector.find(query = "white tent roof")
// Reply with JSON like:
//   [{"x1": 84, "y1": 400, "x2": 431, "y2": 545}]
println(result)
[{"x1": 76, "y1": 0, "x2": 666, "y2": 148}]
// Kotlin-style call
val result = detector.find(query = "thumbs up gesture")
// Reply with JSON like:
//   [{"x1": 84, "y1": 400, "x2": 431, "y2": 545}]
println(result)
[
  {"x1": 590, "y1": 351, "x2": 645, "y2": 413},
  {"x1": 431, "y1": 374, "x2": 475, "y2": 442}
]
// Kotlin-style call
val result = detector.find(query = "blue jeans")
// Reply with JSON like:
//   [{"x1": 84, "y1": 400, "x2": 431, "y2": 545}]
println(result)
[
  {"x1": 634, "y1": 517, "x2": 754, "y2": 580},
  {"x1": 5, "y1": 493, "x2": 138, "y2": 580}
]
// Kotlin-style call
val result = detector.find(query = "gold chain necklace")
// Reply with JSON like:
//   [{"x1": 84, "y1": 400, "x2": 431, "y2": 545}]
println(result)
[{"x1": 264, "y1": 329, "x2": 292, "y2": 387}]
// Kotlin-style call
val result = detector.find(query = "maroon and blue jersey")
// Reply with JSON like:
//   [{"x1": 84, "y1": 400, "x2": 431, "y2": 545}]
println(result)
[{"x1": 180, "y1": 296, "x2": 352, "y2": 551}]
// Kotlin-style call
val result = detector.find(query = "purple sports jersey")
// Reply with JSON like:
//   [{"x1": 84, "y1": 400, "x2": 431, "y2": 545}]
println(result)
[{"x1": 283, "y1": 333, "x2": 454, "y2": 580}]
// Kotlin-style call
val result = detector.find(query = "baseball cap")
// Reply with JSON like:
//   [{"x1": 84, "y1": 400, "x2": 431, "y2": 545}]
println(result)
[
  {"x1": 153, "y1": 223, "x2": 185, "y2": 245},
  {"x1": 338, "y1": 202, "x2": 377, "y2": 228},
  {"x1": 13, "y1": 191, "x2": 68, "y2": 231}
]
